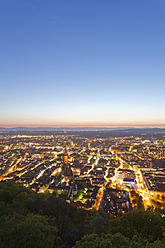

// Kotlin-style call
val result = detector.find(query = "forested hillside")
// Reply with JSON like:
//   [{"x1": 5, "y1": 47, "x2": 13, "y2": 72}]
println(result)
[{"x1": 0, "y1": 182, "x2": 165, "y2": 248}]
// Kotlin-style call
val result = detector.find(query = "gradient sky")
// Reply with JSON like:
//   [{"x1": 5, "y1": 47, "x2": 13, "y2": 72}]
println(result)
[{"x1": 0, "y1": 0, "x2": 165, "y2": 127}]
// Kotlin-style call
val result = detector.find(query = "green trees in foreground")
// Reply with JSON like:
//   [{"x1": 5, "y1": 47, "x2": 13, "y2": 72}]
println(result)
[
  {"x1": 0, "y1": 214, "x2": 62, "y2": 248},
  {"x1": 0, "y1": 181, "x2": 165, "y2": 248},
  {"x1": 74, "y1": 233, "x2": 165, "y2": 248},
  {"x1": 109, "y1": 209, "x2": 164, "y2": 241}
]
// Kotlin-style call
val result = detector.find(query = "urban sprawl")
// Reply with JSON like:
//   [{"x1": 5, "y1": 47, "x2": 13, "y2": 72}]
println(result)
[{"x1": 0, "y1": 132, "x2": 165, "y2": 217}]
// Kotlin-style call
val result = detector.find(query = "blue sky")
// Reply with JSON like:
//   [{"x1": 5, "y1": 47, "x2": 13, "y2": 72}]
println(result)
[{"x1": 0, "y1": 0, "x2": 165, "y2": 127}]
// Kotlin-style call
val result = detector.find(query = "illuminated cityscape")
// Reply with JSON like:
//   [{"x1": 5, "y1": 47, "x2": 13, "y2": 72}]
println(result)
[
  {"x1": 0, "y1": 130, "x2": 165, "y2": 216},
  {"x1": 0, "y1": 0, "x2": 165, "y2": 246}
]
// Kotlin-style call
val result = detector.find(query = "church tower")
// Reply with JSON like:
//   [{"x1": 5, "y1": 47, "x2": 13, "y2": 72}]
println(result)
[{"x1": 64, "y1": 146, "x2": 68, "y2": 165}]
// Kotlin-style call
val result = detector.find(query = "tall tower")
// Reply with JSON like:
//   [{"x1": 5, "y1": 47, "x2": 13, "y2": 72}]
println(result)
[{"x1": 64, "y1": 146, "x2": 68, "y2": 164}]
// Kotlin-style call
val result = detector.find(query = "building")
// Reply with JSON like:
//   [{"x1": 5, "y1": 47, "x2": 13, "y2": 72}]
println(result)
[
  {"x1": 64, "y1": 146, "x2": 68, "y2": 164},
  {"x1": 160, "y1": 149, "x2": 165, "y2": 159}
]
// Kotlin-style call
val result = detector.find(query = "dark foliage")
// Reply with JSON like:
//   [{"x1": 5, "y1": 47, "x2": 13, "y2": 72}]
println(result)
[{"x1": 0, "y1": 182, "x2": 165, "y2": 248}]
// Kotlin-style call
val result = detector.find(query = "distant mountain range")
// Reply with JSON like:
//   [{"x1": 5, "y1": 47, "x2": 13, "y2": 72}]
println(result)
[
  {"x1": 0, "y1": 126, "x2": 132, "y2": 131},
  {"x1": 0, "y1": 126, "x2": 165, "y2": 133}
]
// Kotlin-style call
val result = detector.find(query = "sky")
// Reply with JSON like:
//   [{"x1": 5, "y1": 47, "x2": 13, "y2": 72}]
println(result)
[{"x1": 0, "y1": 0, "x2": 165, "y2": 128}]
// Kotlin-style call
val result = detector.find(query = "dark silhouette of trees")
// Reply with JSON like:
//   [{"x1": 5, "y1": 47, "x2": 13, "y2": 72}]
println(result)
[
  {"x1": 109, "y1": 210, "x2": 165, "y2": 241},
  {"x1": 0, "y1": 181, "x2": 165, "y2": 248}
]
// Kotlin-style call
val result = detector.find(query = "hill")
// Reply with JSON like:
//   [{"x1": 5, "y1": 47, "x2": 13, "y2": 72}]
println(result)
[{"x1": 0, "y1": 181, "x2": 165, "y2": 248}]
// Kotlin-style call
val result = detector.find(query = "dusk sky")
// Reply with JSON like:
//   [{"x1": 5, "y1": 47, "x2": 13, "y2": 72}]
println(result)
[{"x1": 1, "y1": 0, "x2": 165, "y2": 128}]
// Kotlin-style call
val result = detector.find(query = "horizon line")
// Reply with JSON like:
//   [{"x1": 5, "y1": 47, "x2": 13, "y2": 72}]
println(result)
[{"x1": 1, "y1": 124, "x2": 165, "y2": 129}]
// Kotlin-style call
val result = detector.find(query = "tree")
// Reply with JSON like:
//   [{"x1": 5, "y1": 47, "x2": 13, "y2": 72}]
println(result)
[
  {"x1": 74, "y1": 232, "x2": 165, "y2": 248},
  {"x1": 145, "y1": 240, "x2": 165, "y2": 248},
  {"x1": 90, "y1": 215, "x2": 108, "y2": 235},
  {"x1": 109, "y1": 210, "x2": 165, "y2": 241},
  {"x1": 0, "y1": 214, "x2": 62, "y2": 248},
  {"x1": 74, "y1": 233, "x2": 130, "y2": 248}
]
